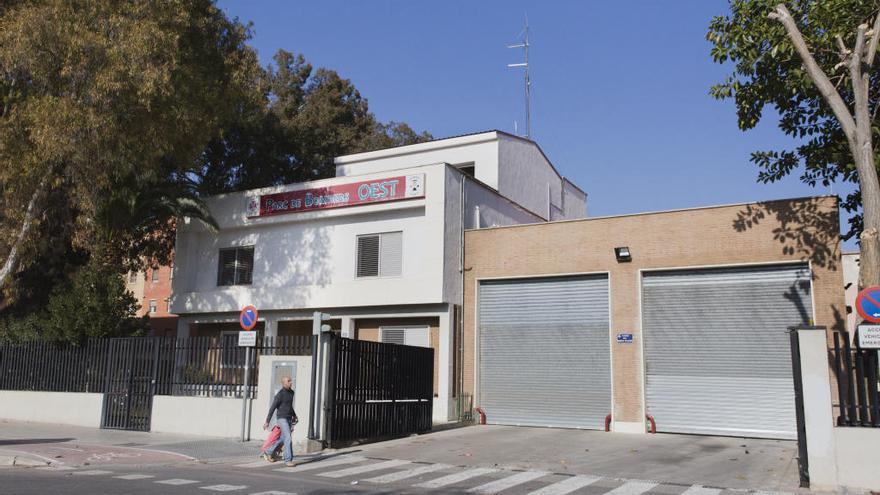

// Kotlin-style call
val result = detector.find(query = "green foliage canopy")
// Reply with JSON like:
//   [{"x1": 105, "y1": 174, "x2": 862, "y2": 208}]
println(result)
[{"x1": 708, "y1": 0, "x2": 880, "y2": 239}]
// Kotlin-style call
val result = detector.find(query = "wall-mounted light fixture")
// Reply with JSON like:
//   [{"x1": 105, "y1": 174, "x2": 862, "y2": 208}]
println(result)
[{"x1": 614, "y1": 246, "x2": 632, "y2": 263}]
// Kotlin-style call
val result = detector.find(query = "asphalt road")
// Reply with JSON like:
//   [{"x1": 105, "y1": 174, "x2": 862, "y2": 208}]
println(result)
[{"x1": 0, "y1": 462, "x2": 394, "y2": 495}]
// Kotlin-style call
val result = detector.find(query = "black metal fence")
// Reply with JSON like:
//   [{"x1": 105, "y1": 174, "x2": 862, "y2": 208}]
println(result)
[
  {"x1": 0, "y1": 335, "x2": 311, "y2": 398},
  {"x1": 831, "y1": 330, "x2": 880, "y2": 427},
  {"x1": 0, "y1": 339, "x2": 112, "y2": 393},
  {"x1": 327, "y1": 335, "x2": 433, "y2": 446}
]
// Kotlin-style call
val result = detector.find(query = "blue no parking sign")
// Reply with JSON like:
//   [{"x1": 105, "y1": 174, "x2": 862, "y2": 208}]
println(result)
[
  {"x1": 855, "y1": 286, "x2": 880, "y2": 323},
  {"x1": 239, "y1": 305, "x2": 258, "y2": 330}
]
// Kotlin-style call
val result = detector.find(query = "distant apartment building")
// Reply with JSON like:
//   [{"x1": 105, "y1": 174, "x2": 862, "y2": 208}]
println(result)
[{"x1": 125, "y1": 263, "x2": 177, "y2": 337}]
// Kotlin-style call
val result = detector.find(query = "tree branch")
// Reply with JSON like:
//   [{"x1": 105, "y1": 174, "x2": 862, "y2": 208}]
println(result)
[
  {"x1": 769, "y1": 4, "x2": 858, "y2": 146},
  {"x1": 852, "y1": 24, "x2": 871, "y2": 143},
  {"x1": 865, "y1": 13, "x2": 880, "y2": 66}
]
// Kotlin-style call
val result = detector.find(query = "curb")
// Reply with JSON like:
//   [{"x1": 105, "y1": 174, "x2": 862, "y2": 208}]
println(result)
[{"x1": 0, "y1": 455, "x2": 49, "y2": 467}]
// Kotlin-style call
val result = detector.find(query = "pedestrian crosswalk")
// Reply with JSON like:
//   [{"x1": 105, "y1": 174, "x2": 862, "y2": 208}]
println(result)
[{"x1": 32, "y1": 456, "x2": 796, "y2": 495}]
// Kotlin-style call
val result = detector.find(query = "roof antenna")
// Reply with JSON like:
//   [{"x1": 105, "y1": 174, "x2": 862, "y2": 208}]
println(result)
[{"x1": 507, "y1": 16, "x2": 531, "y2": 138}]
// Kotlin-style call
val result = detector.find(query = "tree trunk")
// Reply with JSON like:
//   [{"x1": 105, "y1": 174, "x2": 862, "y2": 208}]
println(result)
[
  {"x1": 771, "y1": 5, "x2": 880, "y2": 290},
  {"x1": 0, "y1": 185, "x2": 45, "y2": 292}
]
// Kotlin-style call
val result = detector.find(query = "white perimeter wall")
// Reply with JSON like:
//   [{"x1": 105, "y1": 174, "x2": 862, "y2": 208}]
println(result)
[
  {"x1": 151, "y1": 356, "x2": 312, "y2": 448},
  {"x1": 797, "y1": 328, "x2": 880, "y2": 492},
  {"x1": 151, "y1": 396, "x2": 242, "y2": 438},
  {"x1": 172, "y1": 164, "x2": 448, "y2": 314},
  {"x1": 0, "y1": 391, "x2": 102, "y2": 428}
]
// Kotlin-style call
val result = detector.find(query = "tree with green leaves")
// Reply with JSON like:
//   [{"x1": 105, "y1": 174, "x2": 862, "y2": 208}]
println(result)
[
  {"x1": 196, "y1": 49, "x2": 432, "y2": 194},
  {"x1": 0, "y1": 0, "x2": 254, "y2": 302},
  {"x1": 708, "y1": 1, "x2": 880, "y2": 288}
]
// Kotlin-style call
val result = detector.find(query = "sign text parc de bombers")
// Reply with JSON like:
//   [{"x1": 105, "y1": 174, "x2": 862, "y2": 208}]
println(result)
[{"x1": 246, "y1": 174, "x2": 425, "y2": 218}]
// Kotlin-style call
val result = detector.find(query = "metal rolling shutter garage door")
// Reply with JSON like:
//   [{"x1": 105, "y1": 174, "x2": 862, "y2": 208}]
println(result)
[
  {"x1": 642, "y1": 264, "x2": 813, "y2": 439},
  {"x1": 478, "y1": 275, "x2": 610, "y2": 429}
]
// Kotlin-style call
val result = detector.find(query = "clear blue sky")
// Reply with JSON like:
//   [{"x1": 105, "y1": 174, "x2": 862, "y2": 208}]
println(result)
[{"x1": 218, "y1": 0, "x2": 858, "y2": 250}]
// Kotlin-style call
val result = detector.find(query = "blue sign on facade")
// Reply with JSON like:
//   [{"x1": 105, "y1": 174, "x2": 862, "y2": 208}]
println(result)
[{"x1": 616, "y1": 333, "x2": 633, "y2": 344}]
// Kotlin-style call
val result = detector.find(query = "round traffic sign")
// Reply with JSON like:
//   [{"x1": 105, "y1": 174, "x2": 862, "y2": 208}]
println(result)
[
  {"x1": 239, "y1": 305, "x2": 259, "y2": 330},
  {"x1": 855, "y1": 286, "x2": 880, "y2": 323}
]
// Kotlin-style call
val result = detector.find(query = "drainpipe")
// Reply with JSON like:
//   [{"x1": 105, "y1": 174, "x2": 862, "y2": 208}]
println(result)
[{"x1": 458, "y1": 173, "x2": 466, "y2": 415}]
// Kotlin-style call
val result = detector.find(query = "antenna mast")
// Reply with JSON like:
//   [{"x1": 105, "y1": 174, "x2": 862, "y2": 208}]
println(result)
[{"x1": 507, "y1": 20, "x2": 531, "y2": 138}]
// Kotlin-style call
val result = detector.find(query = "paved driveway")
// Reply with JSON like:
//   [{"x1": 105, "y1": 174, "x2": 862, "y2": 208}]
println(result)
[{"x1": 345, "y1": 425, "x2": 800, "y2": 492}]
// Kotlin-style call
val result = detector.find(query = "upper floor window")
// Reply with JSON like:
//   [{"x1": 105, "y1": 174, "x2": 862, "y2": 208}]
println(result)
[
  {"x1": 151, "y1": 269, "x2": 159, "y2": 282},
  {"x1": 148, "y1": 299, "x2": 157, "y2": 313},
  {"x1": 356, "y1": 232, "x2": 401, "y2": 278},
  {"x1": 217, "y1": 246, "x2": 254, "y2": 286},
  {"x1": 129, "y1": 272, "x2": 137, "y2": 283}
]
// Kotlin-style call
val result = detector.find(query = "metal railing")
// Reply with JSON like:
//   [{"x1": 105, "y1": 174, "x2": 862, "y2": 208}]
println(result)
[
  {"x1": 0, "y1": 335, "x2": 311, "y2": 398},
  {"x1": 831, "y1": 330, "x2": 880, "y2": 427}
]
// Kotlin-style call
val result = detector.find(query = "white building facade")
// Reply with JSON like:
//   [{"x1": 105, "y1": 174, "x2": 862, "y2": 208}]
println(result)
[{"x1": 170, "y1": 131, "x2": 586, "y2": 421}]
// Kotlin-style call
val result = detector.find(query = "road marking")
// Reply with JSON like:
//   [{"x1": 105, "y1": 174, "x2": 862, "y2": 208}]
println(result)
[
  {"x1": 249, "y1": 492, "x2": 296, "y2": 495},
  {"x1": 603, "y1": 480, "x2": 658, "y2": 495},
  {"x1": 413, "y1": 467, "x2": 498, "y2": 489},
  {"x1": 200, "y1": 484, "x2": 248, "y2": 491},
  {"x1": 469, "y1": 470, "x2": 550, "y2": 493},
  {"x1": 275, "y1": 455, "x2": 365, "y2": 473},
  {"x1": 527, "y1": 475, "x2": 602, "y2": 495},
  {"x1": 364, "y1": 463, "x2": 450, "y2": 483},
  {"x1": 680, "y1": 486, "x2": 723, "y2": 495},
  {"x1": 72, "y1": 469, "x2": 113, "y2": 476},
  {"x1": 35, "y1": 466, "x2": 76, "y2": 471},
  {"x1": 156, "y1": 478, "x2": 200, "y2": 485},
  {"x1": 114, "y1": 474, "x2": 155, "y2": 480},
  {"x1": 236, "y1": 459, "x2": 276, "y2": 468},
  {"x1": 318, "y1": 459, "x2": 411, "y2": 478}
]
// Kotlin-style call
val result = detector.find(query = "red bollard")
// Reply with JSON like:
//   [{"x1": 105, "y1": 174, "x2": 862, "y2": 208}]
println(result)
[
  {"x1": 646, "y1": 414, "x2": 656, "y2": 434},
  {"x1": 475, "y1": 407, "x2": 487, "y2": 425},
  {"x1": 604, "y1": 413, "x2": 612, "y2": 432}
]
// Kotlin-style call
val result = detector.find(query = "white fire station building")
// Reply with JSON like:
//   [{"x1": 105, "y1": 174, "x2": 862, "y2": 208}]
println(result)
[{"x1": 170, "y1": 131, "x2": 587, "y2": 421}]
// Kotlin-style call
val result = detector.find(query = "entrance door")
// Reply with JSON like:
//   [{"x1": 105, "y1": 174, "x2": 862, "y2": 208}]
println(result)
[
  {"x1": 478, "y1": 275, "x2": 610, "y2": 429},
  {"x1": 641, "y1": 264, "x2": 813, "y2": 439},
  {"x1": 101, "y1": 338, "x2": 163, "y2": 431}
]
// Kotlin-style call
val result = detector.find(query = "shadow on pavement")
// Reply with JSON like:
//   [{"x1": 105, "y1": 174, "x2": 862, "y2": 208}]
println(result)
[{"x1": 0, "y1": 438, "x2": 74, "y2": 446}]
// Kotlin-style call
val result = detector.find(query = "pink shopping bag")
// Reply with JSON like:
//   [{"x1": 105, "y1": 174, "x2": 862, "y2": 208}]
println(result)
[{"x1": 260, "y1": 425, "x2": 281, "y2": 452}]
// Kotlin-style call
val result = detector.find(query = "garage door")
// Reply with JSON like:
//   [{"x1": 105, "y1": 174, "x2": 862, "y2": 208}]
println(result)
[
  {"x1": 478, "y1": 275, "x2": 610, "y2": 429},
  {"x1": 642, "y1": 264, "x2": 812, "y2": 439}
]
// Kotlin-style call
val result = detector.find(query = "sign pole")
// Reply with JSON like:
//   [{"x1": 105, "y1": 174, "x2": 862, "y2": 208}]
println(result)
[
  {"x1": 241, "y1": 345, "x2": 251, "y2": 442},
  {"x1": 237, "y1": 305, "x2": 259, "y2": 443}
]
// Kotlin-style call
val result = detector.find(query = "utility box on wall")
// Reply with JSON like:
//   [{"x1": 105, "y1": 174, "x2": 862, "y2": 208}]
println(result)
[{"x1": 253, "y1": 355, "x2": 312, "y2": 451}]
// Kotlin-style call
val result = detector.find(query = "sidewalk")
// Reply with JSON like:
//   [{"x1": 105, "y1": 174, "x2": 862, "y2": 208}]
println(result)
[
  {"x1": 337, "y1": 424, "x2": 802, "y2": 492},
  {"x1": 0, "y1": 419, "x2": 262, "y2": 467}
]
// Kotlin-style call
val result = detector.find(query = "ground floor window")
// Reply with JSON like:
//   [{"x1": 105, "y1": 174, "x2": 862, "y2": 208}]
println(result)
[{"x1": 380, "y1": 325, "x2": 430, "y2": 347}]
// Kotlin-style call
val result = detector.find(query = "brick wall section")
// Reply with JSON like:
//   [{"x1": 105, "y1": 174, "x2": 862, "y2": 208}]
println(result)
[
  {"x1": 355, "y1": 317, "x2": 441, "y2": 396},
  {"x1": 463, "y1": 196, "x2": 845, "y2": 424},
  {"x1": 143, "y1": 264, "x2": 177, "y2": 336}
]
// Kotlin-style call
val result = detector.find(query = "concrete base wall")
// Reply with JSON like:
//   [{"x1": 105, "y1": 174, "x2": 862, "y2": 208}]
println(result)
[
  {"x1": 834, "y1": 427, "x2": 880, "y2": 491},
  {"x1": 0, "y1": 391, "x2": 102, "y2": 428},
  {"x1": 151, "y1": 396, "x2": 243, "y2": 438}
]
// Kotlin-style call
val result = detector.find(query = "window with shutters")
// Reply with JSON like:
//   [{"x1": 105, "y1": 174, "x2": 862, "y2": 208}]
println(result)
[
  {"x1": 356, "y1": 232, "x2": 402, "y2": 278},
  {"x1": 380, "y1": 326, "x2": 430, "y2": 347},
  {"x1": 217, "y1": 246, "x2": 255, "y2": 286}
]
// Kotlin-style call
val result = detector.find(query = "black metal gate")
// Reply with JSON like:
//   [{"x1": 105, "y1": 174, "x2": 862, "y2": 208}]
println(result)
[
  {"x1": 326, "y1": 335, "x2": 433, "y2": 446},
  {"x1": 100, "y1": 338, "x2": 167, "y2": 431}
]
